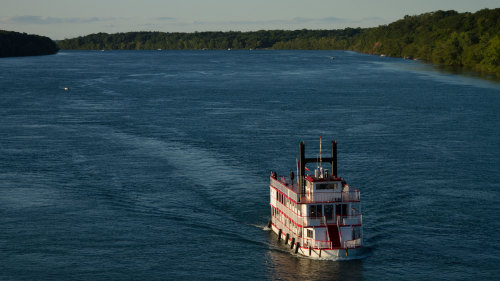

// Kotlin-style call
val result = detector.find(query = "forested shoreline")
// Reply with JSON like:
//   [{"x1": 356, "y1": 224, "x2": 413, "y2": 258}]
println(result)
[
  {"x1": 0, "y1": 30, "x2": 59, "y2": 57},
  {"x1": 57, "y1": 8, "x2": 499, "y2": 76}
]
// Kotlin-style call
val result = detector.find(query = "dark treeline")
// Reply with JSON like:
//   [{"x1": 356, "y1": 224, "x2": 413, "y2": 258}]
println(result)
[
  {"x1": 57, "y1": 8, "x2": 500, "y2": 76},
  {"x1": 0, "y1": 30, "x2": 59, "y2": 57},
  {"x1": 353, "y1": 9, "x2": 500, "y2": 76},
  {"x1": 57, "y1": 28, "x2": 360, "y2": 50}
]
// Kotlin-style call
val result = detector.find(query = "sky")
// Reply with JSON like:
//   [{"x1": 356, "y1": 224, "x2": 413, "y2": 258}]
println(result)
[{"x1": 0, "y1": 0, "x2": 498, "y2": 40}]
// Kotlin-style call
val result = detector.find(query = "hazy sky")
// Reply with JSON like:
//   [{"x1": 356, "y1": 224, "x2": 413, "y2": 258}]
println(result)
[{"x1": 1, "y1": 0, "x2": 498, "y2": 39}]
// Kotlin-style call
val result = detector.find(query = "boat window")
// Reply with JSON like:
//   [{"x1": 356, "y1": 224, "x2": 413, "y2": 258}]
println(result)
[
  {"x1": 307, "y1": 229, "x2": 313, "y2": 238},
  {"x1": 316, "y1": 183, "x2": 338, "y2": 190},
  {"x1": 309, "y1": 205, "x2": 316, "y2": 217},
  {"x1": 336, "y1": 204, "x2": 342, "y2": 216},
  {"x1": 324, "y1": 205, "x2": 334, "y2": 220},
  {"x1": 309, "y1": 205, "x2": 322, "y2": 217}
]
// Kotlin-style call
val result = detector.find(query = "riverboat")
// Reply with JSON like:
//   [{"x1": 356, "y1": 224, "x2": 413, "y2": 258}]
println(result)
[{"x1": 268, "y1": 139, "x2": 363, "y2": 259}]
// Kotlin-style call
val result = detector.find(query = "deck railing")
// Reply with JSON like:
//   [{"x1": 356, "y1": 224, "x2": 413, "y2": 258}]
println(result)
[
  {"x1": 339, "y1": 215, "x2": 363, "y2": 226},
  {"x1": 307, "y1": 190, "x2": 360, "y2": 202},
  {"x1": 273, "y1": 200, "x2": 303, "y2": 227},
  {"x1": 272, "y1": 214, "x2": 362, "y2": 250},
  {"x1": 300, "y1": 214, "x2": 362, "y2": 227},
  {"x1": 270, "y1": 177, "x2": 299, "y2": 202},
  {"x1": 303, "y1": 238, "x2": 332, "y2": 249},
  {"x1": 272, "y1": 198, "x2": 363, "y2": 228},
  {"x1": 344, "y1": 238, "x2": 362, "y2": 248},
  {"x1": 270, "y1": 176, "x2": 360, "y2": 203}
]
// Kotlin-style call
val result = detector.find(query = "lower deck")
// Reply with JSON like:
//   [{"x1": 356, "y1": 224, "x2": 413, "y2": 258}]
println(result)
[
  {"x1": 270, "y1": 210, "x2": 362, "y2": 251},
  {"x1": 270, "y1": 223, "x2": 363, "y2": 259}
]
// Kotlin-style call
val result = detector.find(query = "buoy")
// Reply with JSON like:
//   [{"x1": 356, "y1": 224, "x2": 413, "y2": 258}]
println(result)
[
  {"x1": 285, "y1": 233, "x2": 289, "y2": 245},
  {"x1": 295, "y1": 242, "x2": 300, "y2": 254},
  {"x1": 64, "y1": 87, "x2": 69, "y2": 91},
  {"x1": 290, "y1": 238, "x2": 295, "y2": 249},
  {"x1": 309, "y1": 245, "x2": 312, "y2": 256},
  {"x1": 319, "y1": 249, "x2": 322, "y2": 257},
  {"x1": 345, "y1": 249, "x2": 348, "y2": 256},
  {"x1": 278, "y1": 229, "x2": 282, "y2": 241}
]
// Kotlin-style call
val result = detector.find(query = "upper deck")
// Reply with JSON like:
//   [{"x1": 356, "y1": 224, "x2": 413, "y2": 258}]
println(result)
[{"x1": 270, "y1": 174, "x2": 360, "y2": 204}]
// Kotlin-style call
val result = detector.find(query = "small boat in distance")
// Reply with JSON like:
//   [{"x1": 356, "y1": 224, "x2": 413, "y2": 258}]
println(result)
[{"x1": 268, "y1": 138, "x2": 363, "y2": 259}]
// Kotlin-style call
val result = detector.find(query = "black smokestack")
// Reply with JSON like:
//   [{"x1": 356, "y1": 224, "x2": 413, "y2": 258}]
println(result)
[
  {"x1": 299, "y1": 141, "x2": 305, "y2": 194},
  {"x1": 332, "y1": 140, "x2": 337, "y2": 177}
]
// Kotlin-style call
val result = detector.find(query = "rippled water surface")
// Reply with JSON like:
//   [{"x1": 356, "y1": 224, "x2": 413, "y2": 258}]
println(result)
[{"x1": 1, "y1": 50, "x2": 499, "y2": 280}]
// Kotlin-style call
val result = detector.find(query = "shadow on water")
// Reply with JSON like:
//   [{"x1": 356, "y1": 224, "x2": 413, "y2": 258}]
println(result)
[
  {"x1": 432, "y1": 64, "x2": 500, "y2": 82},
  {"x1": 265, "y1": 232, "x2": 364, "y2": 281},
  {"x1": 267, "y1": 250, "x2": 364, "y2": 281}
]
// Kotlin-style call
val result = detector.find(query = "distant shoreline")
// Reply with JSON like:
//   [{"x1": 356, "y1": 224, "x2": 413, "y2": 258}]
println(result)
[
  {"x1": 2, "y1": 8, "x2": 498, "y2": 77},
  {"x1": 56, "y1": 9, "x2": 500, "y2": 77}
]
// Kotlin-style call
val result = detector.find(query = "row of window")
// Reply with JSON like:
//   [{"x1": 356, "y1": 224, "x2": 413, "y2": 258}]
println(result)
[
  {"x1": 275, "y1": 189, "x2": 296, "y2": 210},
  {"x1": 316, "y1": 182, "x2": 339, "y2": 190},
  {"x1": 306, "y1": 181, "x2": 339, "y2": 190},
  {"x1": 309, "y1": 204, "x2": 348, "y2": 220},
  {"x1": 271, "y1": 206, "x2": 303, "y2": 238}
]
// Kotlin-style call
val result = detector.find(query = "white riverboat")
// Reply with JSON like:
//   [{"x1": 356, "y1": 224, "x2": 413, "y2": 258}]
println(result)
[{"x1": 268, "y1": 139, "x2": 363, "y2": 259}]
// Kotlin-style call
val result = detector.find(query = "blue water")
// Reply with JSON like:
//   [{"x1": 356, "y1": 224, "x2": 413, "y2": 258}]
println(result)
[{"x1": 1, "y1": 50, "x2": 499, "y2": 280}]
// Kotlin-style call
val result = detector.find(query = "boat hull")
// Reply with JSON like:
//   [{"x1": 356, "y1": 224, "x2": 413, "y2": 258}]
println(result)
[{"x1": 270, "y1": 224, "x2": 363, "y2": 259}]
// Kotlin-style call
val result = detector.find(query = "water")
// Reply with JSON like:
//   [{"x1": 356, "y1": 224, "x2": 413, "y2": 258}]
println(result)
[{"x1": 1, "y1": 50, "x2": 499, "y2": 280}]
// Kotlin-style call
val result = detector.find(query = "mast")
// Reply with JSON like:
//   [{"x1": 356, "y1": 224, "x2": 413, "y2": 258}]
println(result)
[
  {"x1": 319, "y1": 136, "x2": 323, "y2": 177},
  {"x1": 299, "y1": 139, "x2": 338, "y2": 191},
  {"x1": 320, "y1": 136, "x2": 322, "y2": 165}
]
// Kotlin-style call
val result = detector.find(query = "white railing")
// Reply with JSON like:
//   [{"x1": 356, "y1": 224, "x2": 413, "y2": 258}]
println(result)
[
  {"x1": 308, "y1": 191, "x2": 360, "y2": 202},
  {"x1": 273, "y1": 201, "x2": 326, "y2": 228},
  {"x1": 271, "y1": 176, "x2": 360, "y2": 203},
  {"x1": 344, "y1": 238, "x2": 362, "y2": 248},
  {"x1": 323, "y1": 216, "x2": 331, "y2": 246},
  {"x1": 303, "y1": 238, "x2": 332, "y2": 249},
  {"x1": 302, "y1": 216, "x2": 322, "y2": 227},
  {"x1": 309, "y1": 191, "x2": 342, "y2": 202},
  {"x1": 274, "y1": 200, "x2": 303, "y2": 226},
  {"x1": 304, "y1": 190, "x2": 360, "y2": 202},
  {"x1": 270, "y1": 177, "x2": 299, "y2": 202},
  {"x1": 272, "y1": 215, "x2": 302, "y2": 245},
  {"x1": 272, "y1": 215, "x2": 336, "y2": 250},
  {"x1": 339, "y1": 215, "x2": 362, "y2": 225},
  {"x1": 273, "y1": 214, "x2": 363, "y2": 250},
  {"x1": 342, "y1": 191, "x2": 360, "y2": 201},
  {"x1": 337, "y1": 215, "x2": 342, "y2": 247}
]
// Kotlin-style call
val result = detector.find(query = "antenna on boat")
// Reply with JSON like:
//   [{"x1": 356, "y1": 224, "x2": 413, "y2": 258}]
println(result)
[
  {"x1": 319, "y1": 136, "x2": 323, "y2": 178},
  {"x1": 319, "y1": 136, "x2": 322, "y2": 166}
]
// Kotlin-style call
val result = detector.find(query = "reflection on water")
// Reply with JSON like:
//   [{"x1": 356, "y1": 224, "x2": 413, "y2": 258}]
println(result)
[
  {"x1": 266, "y1": 233, "x2": 364, "y2": 281},
  {"x1": 373, "y1": 59, "x2": 500, "y2": 90}
]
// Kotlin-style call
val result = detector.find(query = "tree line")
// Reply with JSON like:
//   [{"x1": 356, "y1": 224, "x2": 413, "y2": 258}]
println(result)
[
  {"x1": 0, "y1": 30, "x2": 59, "y2": 57},
  {"x1": 56, "y1": 28, "x2": 360, "y2": 51},
  {"x1": 56, "y1": 8, "x2": 500, "y2": 76},
  {"x1": 351, "y1": 9, "x2": 500, "y2": 76}
]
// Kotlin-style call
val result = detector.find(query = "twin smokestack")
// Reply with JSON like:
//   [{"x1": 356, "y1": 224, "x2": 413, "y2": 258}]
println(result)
[{"x1": 298, "y1": 140, "x2": 338, "y2": 193}]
